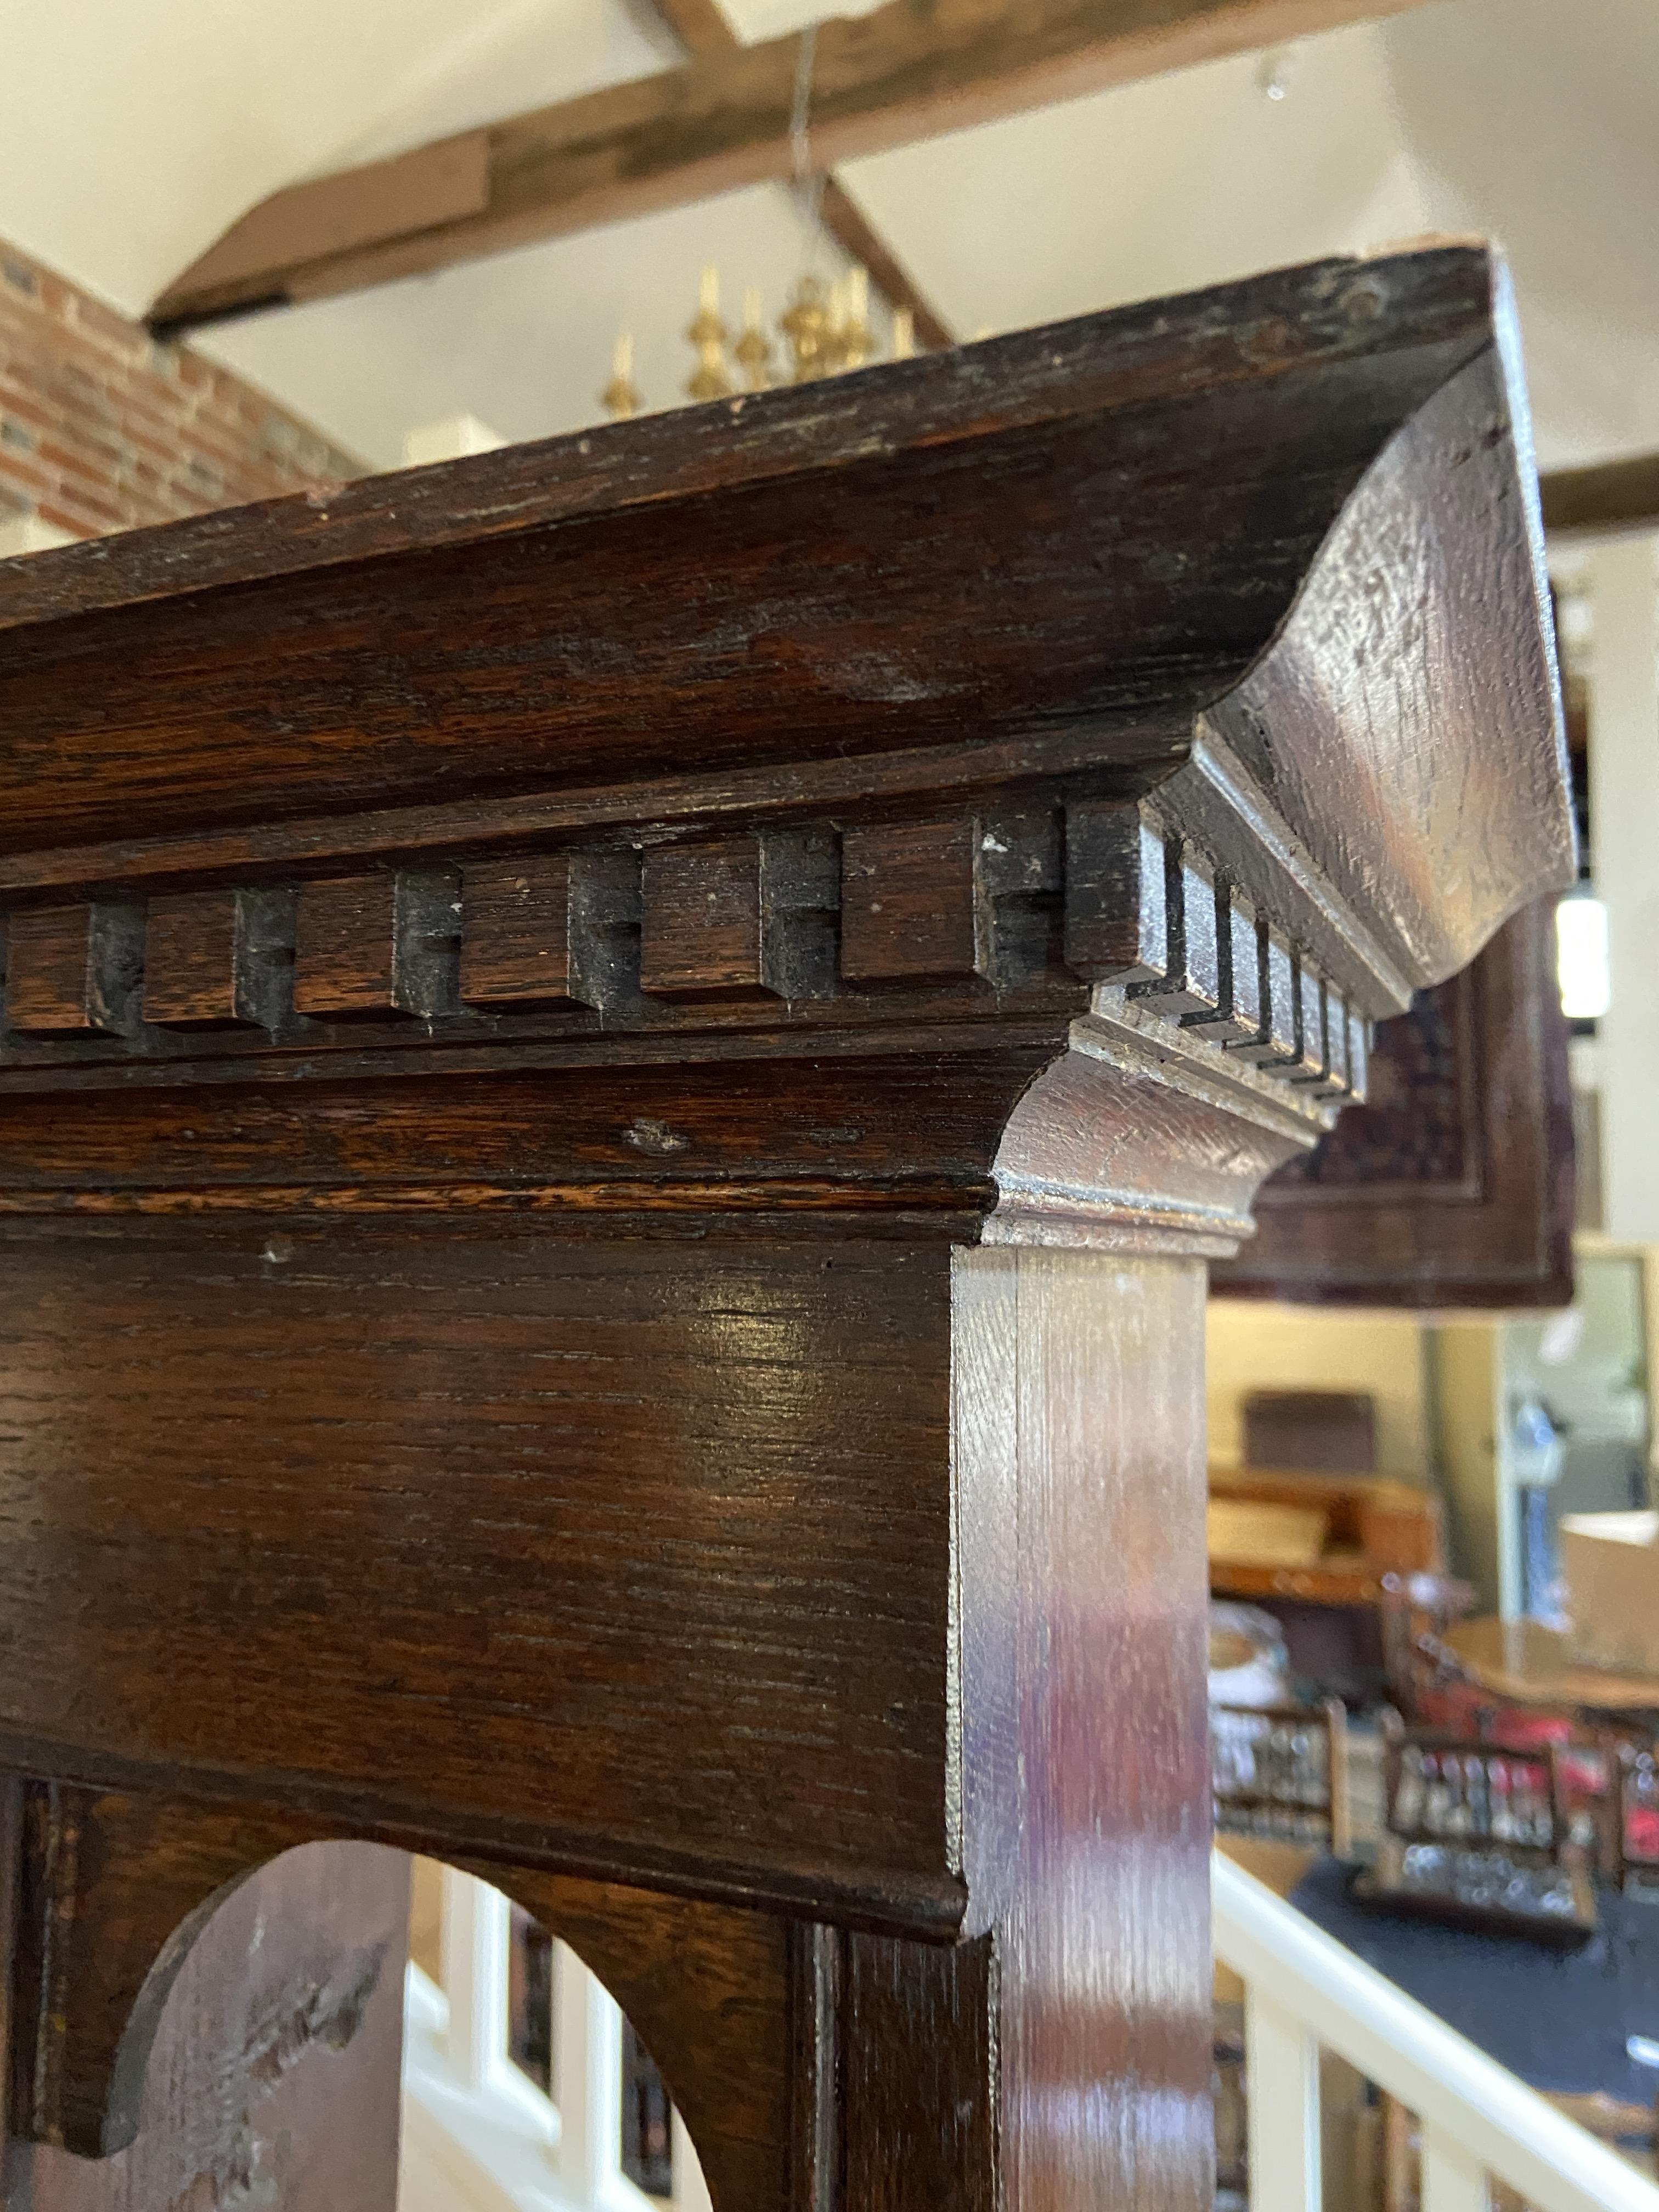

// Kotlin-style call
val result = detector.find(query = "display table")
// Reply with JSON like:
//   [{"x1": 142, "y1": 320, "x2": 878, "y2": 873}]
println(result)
[{"x1": 1445, "y1": 1618, "x2": 1659, "y2": 1720}]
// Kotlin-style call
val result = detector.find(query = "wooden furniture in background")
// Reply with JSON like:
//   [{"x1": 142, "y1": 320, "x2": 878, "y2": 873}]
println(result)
[
  {"x1": 1212, "y1": 1698, "x2": 1353, "y2": 1857},
  {"x1": 1243, "y1": 1389, "x2": 1379, "y2": 1476},
  {"x1": 1444, "y1": 1618, "x2": 1659, "y2": 1720},
  {"x1": 1607, "y1": 1740, "x2": 1659, "y2": 1893},
  {"x1": 1376, "y1": 1720, "x2": 1572, "y2": 1858},
  {"x1": 1209, "y1": 1468, "x2": 1446, "y2": 1607},
  {"x1": 0, "y1": 242, "x2": 1571, "y2": 2208},
  {"x1": 1213, "y1": 895, "x2": 1575, "y2": 1309},
  {"x1": 1354, "y1": 1718, "x2": 1596, "y2": 1945},
  {"x1": 1209, "y1": 1467, "x2": 1457, "y2": 1708}
]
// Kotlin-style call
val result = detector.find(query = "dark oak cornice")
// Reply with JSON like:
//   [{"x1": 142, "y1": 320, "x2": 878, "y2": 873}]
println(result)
[{"x1": 0, "y1": 246, "x2": 1571, "y2": 1143}]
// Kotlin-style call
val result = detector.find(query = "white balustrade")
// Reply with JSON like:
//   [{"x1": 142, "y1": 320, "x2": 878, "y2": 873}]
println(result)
[
  {"x1": 399, "y1": 1867, "x2": 711, "y2": 2212},
  {"x1": 407, "y1": 1849, "x2": 1659, "y2": 2212},
  {"x1": 1215, "y1": 1852, "x2": 1659, "y2": 2212}
]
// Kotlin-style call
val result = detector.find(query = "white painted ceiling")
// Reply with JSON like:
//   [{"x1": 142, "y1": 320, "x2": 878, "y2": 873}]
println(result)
[{"x1": 1, "y1": 0, "x2": 1655, "y2": 472}]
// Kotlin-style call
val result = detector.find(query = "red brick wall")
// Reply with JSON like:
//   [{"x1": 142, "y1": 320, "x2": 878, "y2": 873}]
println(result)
[{"x1": 0, "y1": 238, "x2": 362, "y2": 542}]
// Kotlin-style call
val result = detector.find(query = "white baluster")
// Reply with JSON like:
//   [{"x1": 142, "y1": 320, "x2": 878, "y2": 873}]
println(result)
[
  {"x1": 550, "y1": 1939, "x2": 625, "y2": 2206},
  {"x1": 1215, "y1": 1854, "x2": 1659, "y2": 2212},
  {"x1": 439, "y1": 1865, "x2": 510, "y2": 2095},
  {"x1": 1246, "y1": 1983, "x2": 1322, "y2": 2212},
  {"x1": 672, "y1": 2104, "x2": 714, "y2": 2212},
  {"x1": 1424, "y1": 2121, "x2": 1491, "y2": 2212}
]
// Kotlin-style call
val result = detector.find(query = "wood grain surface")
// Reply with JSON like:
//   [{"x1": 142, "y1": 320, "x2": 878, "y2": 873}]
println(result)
[
  {"x1": 0, "y1": 252, "x2": 1500, "y2": 881},
  {"x1": 458, "y1": 854, "x2": 578, "y2": 1007},
  {"x1": 0, "y1": 242, "x2": 1579, "y2": 2210},
  {"x1": 0, "y1": 1224, "x2": 967, "y2": 1925},
  {"x1": 0, "y1": 1047, "x2": 1042, "y2": 1207},
  {"x1": 956, "y1": 1246, "x2": 1215, "y2": 2212},
  {"x1": 142, "y1": 891, "x2": 244, "y2": 1027},
  {"x1": 1214, "y1": 898, "x2": 1575, "y2": 1306},
  {"x1": 1209, "y1": 325, "x2": 1571, "y2": 983},
  {"x1": 4, "y1": 909, "x2": 100, "y2": 1034},
  {"x1": 839, "y1": 1932, "x2": 998, "y2": 2211}
]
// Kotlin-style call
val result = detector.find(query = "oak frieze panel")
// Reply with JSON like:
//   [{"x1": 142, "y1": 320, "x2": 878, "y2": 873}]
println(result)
[{"x1": 0, "y1": 799, "x2": 1370, "y2": 1133}]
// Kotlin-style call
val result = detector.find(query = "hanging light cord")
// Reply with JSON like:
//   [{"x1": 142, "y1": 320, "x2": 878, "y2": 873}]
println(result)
[{"x1": 790, "y1": 26, "x2": 825, "y2": 257}]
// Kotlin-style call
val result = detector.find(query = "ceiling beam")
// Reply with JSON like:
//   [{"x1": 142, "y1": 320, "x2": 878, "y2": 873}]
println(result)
[
  {"x1": 1541, "y1": 454, "x2": 1659, "y2": 539},
  {"x1": 148, "y1": 0, "x2": 1434, "y2": 338},
  {"x1": 649, "y1": 0, "x2": 955, "y2": 349}
]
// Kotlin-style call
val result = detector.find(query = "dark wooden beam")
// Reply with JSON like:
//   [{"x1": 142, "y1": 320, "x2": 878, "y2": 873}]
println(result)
[
  {"x1": 650, "y1": 0, "x2": 956, "y2": 351},
  {"x1": 148, "y1": 0, "x2": 1434, "y2": 337},
  {"x1": 1541, "y1": 452, "x2": 1659, "y2": 539}
]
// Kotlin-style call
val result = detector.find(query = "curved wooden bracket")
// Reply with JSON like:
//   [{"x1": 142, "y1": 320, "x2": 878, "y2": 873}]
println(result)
[{"x1": 5, "y1": 1782, "x2": 809, "y2": 2212}]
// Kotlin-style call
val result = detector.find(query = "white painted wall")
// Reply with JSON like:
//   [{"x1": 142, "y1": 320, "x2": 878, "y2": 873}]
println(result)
[
  {"x1": 1587, "y1": 538, "x2": 1659, "y2": 1245},
  {"x1": 1206, "y1": 1303, "x2": 1431, "y2": 1482},
  {"x1": 4, "y1": 0, "x2": 1659, "y2": 466},
  {"x1": 0, "y1": 511, "x2": 75, "y2": 558}
]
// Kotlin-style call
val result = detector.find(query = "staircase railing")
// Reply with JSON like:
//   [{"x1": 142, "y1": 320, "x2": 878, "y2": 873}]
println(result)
[
  {"x1": 1213, "y1": 1853, "x2": 1659, "y2": 2212},
  {"x1": 399, "y1": 1866, "x2": 711, "y2": 2212}
]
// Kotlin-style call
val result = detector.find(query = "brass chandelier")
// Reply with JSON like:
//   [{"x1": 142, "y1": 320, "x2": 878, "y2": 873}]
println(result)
[{"x1": 600, "y1": 263, "x2": 917, "y2": 421}]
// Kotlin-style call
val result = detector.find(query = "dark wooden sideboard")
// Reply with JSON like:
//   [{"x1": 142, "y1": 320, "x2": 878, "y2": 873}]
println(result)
[{"x1": 0, "y1": 245, "x2": 1572, "y2": 2210}]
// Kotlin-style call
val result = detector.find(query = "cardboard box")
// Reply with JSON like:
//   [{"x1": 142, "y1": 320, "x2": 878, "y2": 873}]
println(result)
[{"x1": 1561, "y1": 1510, "x2": 1659, "y2": 1678}]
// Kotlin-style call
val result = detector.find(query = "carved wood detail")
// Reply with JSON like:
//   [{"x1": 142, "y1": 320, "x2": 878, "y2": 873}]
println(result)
[
  {"x1": 0, "y1": 245, "x2": 1575, "y2": 2212},
  {"x1": 1, "y1": 1781, "x2": 801, "y2": 2212},
  {"x1": 7, "y1": 1821, "x2": 408, "y2": 2212},
  {"x1": 0, "y1": 801, "x2": 1373, "y2": 1132},
  {"x1": 1212, "y1": 896, "x2": 1575, "y2": 1306}
]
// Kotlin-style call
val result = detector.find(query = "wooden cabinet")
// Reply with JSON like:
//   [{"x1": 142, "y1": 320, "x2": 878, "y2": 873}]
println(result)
[
  {"x1": 0, "y1": 243, "x2": 1572, "y2": 2209},
  {"x1": 1213, "y1": 896, "x2": 1575, "y2": 1308}
]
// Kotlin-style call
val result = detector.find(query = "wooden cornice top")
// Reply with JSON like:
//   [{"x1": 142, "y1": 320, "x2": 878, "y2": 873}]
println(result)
[
  {"x1": 16, "y1": 243, "x2": 1494, "y2": 637},
  {"x1": 0, "y1": 242, "x2": 1571, "y2": 1119}
]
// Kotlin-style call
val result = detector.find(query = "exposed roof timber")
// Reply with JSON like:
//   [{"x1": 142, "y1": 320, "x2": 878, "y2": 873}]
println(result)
[
  {"x1": 1541, "y1": 453, "x2": 1659, "y2": 539},
  {"x1": 812, "y1": 179, "x2": 956, "y2": 350},
  {"x1": 650, "y1": 0, "x2": 956, "y2": 349},
  {"x1": 148, "y1": 0, "x2": 1435, "y2": 338}
]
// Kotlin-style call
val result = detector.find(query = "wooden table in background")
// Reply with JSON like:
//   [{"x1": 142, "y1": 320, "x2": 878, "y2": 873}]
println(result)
[{"x1": 1445, "y1": 1618, "x2": 1659, "y2": 1717}]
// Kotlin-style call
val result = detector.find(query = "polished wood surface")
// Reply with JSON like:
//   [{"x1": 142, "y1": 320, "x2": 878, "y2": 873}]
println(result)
[
  {"x1": 0, "y1": 246, "x2": 1572, "y2": 2208},
  {"x1": 1444, "y1": 1618, "x2": 1659, "y2": 1715},
  {"x1": 958, "y1": 1247, "x2": 1214, "y2": 2208},
  {"x1": 3, "y1": 248, "x2": 1561, "y2": 936},
  {"x1": 0, "y1": 1221, "x2": 968, "y2": 1925}
]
